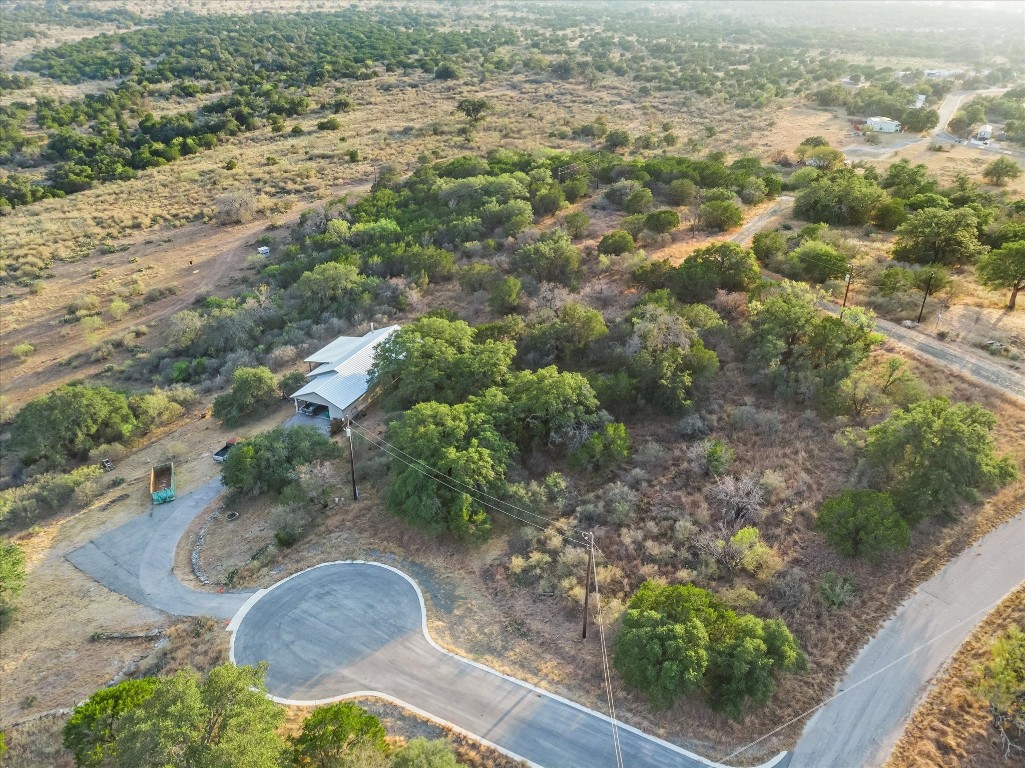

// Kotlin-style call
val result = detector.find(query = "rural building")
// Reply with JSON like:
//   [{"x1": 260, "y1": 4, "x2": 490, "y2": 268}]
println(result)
[
  {"x1": 977, "y1": 124, "x2": 994, "y2": 140},
  {"x1": 865, "y1": 116, "x2": 902, "y2": 133},
  {"x1": 913, "y1": 94, "x2": 926, "y2": 109},
  {"x1": 290, "y1": 325, "x2": 400, "y2": 420}
]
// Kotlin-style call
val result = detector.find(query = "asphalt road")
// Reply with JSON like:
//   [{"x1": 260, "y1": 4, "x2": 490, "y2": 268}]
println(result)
[
  {"x1": 790, "y1": 510, "x2": 1025, "y2": 768},
  {"x1": 66, "y1": 478, "x2": 253, "y2": 619},
  {"x1": 230, "y1": 562, "x2": 788, "y2": 768}
]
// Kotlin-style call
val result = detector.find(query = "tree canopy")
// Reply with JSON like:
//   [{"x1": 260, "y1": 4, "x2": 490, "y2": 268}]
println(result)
[
  {"x1": 817, "y1": 489, "x2": 909, "y2": 562},
  {"x1": 212, "y1": 366, "x2": 279, "y2": 426},
  {"x1": 614, "y1": 581, "x2": 805, "y2": 718},
  {"x1": 976, "y1": 240, "x2": 1025, "y2": 309},
  {"x1": 370, "y1": 317, "x2": 515, "y2": 409},
  {"x1": 893, "y1": 208, "x2": 984, "y2": 266},
  {"x1": 221, "y1": 426, "x2": 341, "y2": 496},
  {"x1": 291, "y1": 702, "x2": 387, "y2": 767}
]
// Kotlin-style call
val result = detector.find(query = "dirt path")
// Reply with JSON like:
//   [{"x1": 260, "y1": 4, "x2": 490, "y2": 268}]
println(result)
[{"x1": 1, "y1": 176, "x2": 373, "y2": 407}]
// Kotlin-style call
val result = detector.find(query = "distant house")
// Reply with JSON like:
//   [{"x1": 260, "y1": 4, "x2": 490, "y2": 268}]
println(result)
[
  {"x1": 913, "y1": 94, "x2": 926, "y2": 109},
  {"x1": 290, "y1": 325, "x2": 400, "y2": 420},
  {"x1": 865, "y1": 116, "x2": 902, "y2": 133},
  {"x1": 977, "y1": 124, "x2": 994, "y2": 140}
]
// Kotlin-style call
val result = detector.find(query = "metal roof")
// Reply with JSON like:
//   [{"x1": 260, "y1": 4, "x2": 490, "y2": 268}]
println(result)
[{"x1": 291, "y1": 326, "x2": 399, "y2": 412}]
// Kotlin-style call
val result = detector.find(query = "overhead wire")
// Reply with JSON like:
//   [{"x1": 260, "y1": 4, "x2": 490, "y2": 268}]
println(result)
[
  {"x1": 591, "y1": 541, "x2": 625, "y2": 768},
  {"x1": 347, "y1": 421, "x2": 589, "y2": 545}
]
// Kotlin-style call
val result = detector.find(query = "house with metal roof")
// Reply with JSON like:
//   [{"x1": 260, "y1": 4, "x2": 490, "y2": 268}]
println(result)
[{"x1": 289, "y1": 325, "x2": 400, "y2": 420}]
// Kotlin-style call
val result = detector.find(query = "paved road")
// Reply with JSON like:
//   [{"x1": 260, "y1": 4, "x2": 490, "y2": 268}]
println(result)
[
  {"x1": 790, "y1": 510, "x2": 1025, "y2": 768},
  {"x1": 230, "y1": 562, "x2": 787, "y2": 768},
  {"x1": 67, "y1": 478, "x2": 254, "y2": 619}
]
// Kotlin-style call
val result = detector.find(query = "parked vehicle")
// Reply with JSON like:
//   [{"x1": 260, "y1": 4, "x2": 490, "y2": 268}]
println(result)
[
  {"x1": 213, "y1": 437, "x2": 240, "y2": 463},
  {"x1": 300, "y1": 402, "x2": 328, "y2": 417},
  {"x1": 150, "y1": 463, "x2": 176, "y2": 504}
]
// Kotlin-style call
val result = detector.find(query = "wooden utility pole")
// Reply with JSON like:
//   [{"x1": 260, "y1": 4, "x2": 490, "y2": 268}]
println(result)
[
  {"x1": 840, "y1": 271, "x2": 852, "y2": 319},
  {"x1": 582, "y1": 532, "x2": 594, "y2": 640},
  {"x1": 917, "y1": 272, "x2": 934, "y2": 324},
  {"x1": 345, "y1": 417, "x2": 359, "y2": 501}
]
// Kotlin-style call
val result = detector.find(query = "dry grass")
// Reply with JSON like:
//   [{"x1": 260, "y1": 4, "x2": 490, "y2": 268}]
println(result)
[{"x1": 885, "y1": 585, "x2": 1025, "y2": 768}]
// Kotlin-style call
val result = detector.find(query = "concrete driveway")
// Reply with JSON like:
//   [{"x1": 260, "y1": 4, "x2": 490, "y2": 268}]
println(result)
[
  {"x1": 229, "y1": 561, "x2": 787, "y2": 768},
  {"x1": 67, "y1": 478, "x2": 254, "y2": 619}
]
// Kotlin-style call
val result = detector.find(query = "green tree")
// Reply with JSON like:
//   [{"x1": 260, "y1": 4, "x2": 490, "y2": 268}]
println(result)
[
  {"x1": 645, "y1": 209, "x2": 681, "y2": 234},
  {"x1": 563, "y1": 210, "x2": 590, "y2": 239},
  {"x1": 0, "y1": 540, "x2": 26, "y2": 623},
  {"x1": 706, "y1": 614, "x2": 807, "y2": 720},
  {"x1": 893, "y1": 208, "x2": 983, "y2": 266},
  {"x1": 864, "y1": 398, "x2": 1018, "y2": 521},
  {"x1": 112, "y1": 665, "x2": 285, "y2": 768},
  {"x1": 881, "y1": 159, "x2": 937, "y2": 199},
  {"x1": 390, "y1": 739, "x2": 458, "y2": 768},
  {"x1": 488, "y1": 276, "x2": 522, "y2": 314},
  {"x1": 11, "y1": 385, "x2": 137, "y2": 466},
  {"x1": 370, "y1": 317, "x2": 514, "y2": 409},
  {"x1": 455, "y1": 98, "x2": 490, "y2": 122},
  {"x1": 387, "y1": 400, "x2": 514, "y2": 538},
  {"x1": 510, "y1": 229, "x2": 581, "y2": 286},
  {"x1": 598, "y1": 229, "x2": 635, "y2": 256},
  {"x1": 625, "y1": 187, "x2": 654, "y2": 214},
  {"x1": 604, "y1": 129, "x2": 631, "y2": 150},
  {"x1": 793, "y1": 240, "x2": 849, "y2": 283},
  {"x1": 213, "y1": 366, "x2": 279, "y2": 426},
  {"x1": 502, "y1": 366, "x2": 602, "y2": 450},
  {"x1": 614, "y1": 602, "x2": 710, "y2": 709},
  {"x1": 975, "y1": 627, "x2": 1025, "y2": 758},
  {"x1": 675, "y1": 242, "x2": 760, "y2": 301},
  {"x1": 569, "y1": 421, "x2": 630, "y2": 471},
  {"x1": 64, "y1": 679, "x2": 157, "y2": 767},
  {"x1": 900, "y1": 108, "x2": 940, "y2": 133},
  {"x1": 870, "y1": 198, "x2": 908, "y2": 231},
  {"x1": 698, "y1": 200, "x2": 743, "y2": 231},
  {"x1": 982, "y1": 157, "x2": 1023, "y2": 186},
  {"x1": 291, "y1": 703, "x2": 386, "y2": 767},
  {"x1": 221, "y1": 426, "x2": 341, "y2": 496},
  {"x1": 746, "y1": 282, "x2": 880, "y2": 400},
  {"x1": 279, "y1": 370, "x2": 307, "y2": 399},
  {"x1": 666, "y1": 178, "x2": 697, "y2": 206},
  {"x1": 794, "y1": 172, "x2": 885, "y2": 226},
  {"x1": 976, "y1": 241, "x2": 1025, "y2": 309},
  {"x1": 817, "y1": 489, "x2": 909, "y2": 562},
  {"x1": 752, "y1": 230, "x2": 786, "y2": 264}
]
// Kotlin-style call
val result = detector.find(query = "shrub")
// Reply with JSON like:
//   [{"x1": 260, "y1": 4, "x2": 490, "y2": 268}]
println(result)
[
  {"x1": 598, "y1": 230, "x2": 635, "y2": 256},
  {"x1": 212, "y1": 366, "x2": 279, "y2": 425},
  {"x1": 222, "y1": 426, "x2": 341, "y2": 497},
  {"x1": 624, "y1": 187, "x2": 654, "y2": 214},
  {"x1": 12, "y1": 343, "x2": 34, "y2": 360},
  {"x1": 290, "y1": 702, "x2": 386, "y2": 765},
  {"x1": 645, "y1": 209, "x2": 681, "y2": 234},
  {"x1": 564, "y1": 210, "x2": 590, "y2": 239},
  {"x1": 570, "y1": 422, "x2": 631, "y2": 472},
  {"x1": 818, "y1": 572, "x2": 858, "y2": 608},
  {"x1": 708, "y1": 475, "x2": 764, "y2": 524},
  {"x1": 0, "y1": 541, "x2": 26, "y2": 622},
  {"x1": 817, "y1": 489, "x2": 909, "y2": 562},
  {"x1": 704, "y1": 439, "x2": 734, "y2": 476}
]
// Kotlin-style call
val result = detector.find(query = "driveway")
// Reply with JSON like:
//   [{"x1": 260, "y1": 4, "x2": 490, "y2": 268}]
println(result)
[
  {"x1": 66, "y1": 478, "x2": 254, "y2": 619},
  {"x1": 229, "y1": 561, "x2": 787, "y2": 768},
  {"x1": 790, "y1": 510, "x2": 1025, "y2": 768}
]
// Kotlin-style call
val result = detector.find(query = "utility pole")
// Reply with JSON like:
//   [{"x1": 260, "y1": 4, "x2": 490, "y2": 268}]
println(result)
[
  {"x1": 581, "y1": 532, "x2": 594, "y2": 640},
  {"x1": 344, "y1": 417, "x2": 359, "y2": 501},
  {"x1": 917, "y1": 271, "x2": 934, "y2": 324},
  {"x1": 840, "y1": 271, "x2": 852, "y2": 320}
]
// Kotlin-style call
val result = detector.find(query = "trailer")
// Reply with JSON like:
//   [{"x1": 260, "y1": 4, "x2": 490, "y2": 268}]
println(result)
[{"x1": 150, "y1": 463, "x2": 176, "y2": 504}]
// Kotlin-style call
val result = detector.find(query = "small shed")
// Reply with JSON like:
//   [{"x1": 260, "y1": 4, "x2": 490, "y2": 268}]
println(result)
[
  {"x1": 865, "y1": 116, "x2": 902, "y2": 133},
  {"x1": 977, "y1": 124, "x2": 994, "y2": 140}
]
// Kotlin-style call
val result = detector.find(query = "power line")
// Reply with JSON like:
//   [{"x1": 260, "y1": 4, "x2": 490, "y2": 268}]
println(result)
[
  {"x1": 348, "y1": 420, "x2": 578, "y2": 538},
  {"x1": 592, "y1": 548, "x2": 624, "y2": 768},
  {"x1": 348, "y1": 422, "x2": 589, "y2": 545},
  {"x1": 716, "y1": 588, "x2": 1018, "y2": 764}
]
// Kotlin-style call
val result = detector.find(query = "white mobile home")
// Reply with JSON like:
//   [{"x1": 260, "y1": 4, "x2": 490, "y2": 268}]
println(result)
[
  {"x1": 865, "y1": 116, "x2": 902, "y2": 133},
  {"x1": 290, "y1": 325, "x2": 399, "y2": 420},
  {"x1": 977, "y1": 124, "x2": 994, "y2": 140}
]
